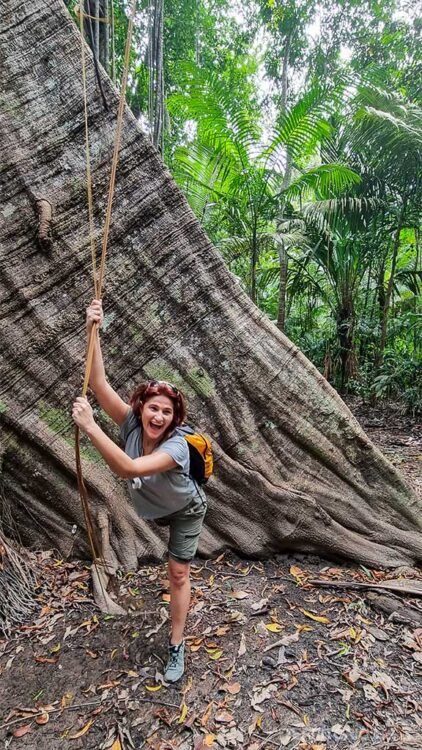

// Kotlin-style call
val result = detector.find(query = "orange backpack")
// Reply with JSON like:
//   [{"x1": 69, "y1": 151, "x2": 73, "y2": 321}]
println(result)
[{"x1": 176, "y1": 425, "x2": 213, "y2": 485}]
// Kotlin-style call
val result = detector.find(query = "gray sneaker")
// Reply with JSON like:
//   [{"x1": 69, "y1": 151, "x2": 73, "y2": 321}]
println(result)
[{"x1": 164, "y1": 641, "x2": 185, "y2": 683}]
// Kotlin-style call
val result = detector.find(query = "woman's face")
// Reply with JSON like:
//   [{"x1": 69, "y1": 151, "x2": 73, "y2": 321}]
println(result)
[{"x1": 140, "y1": 394, "x2": 174, "y2": 444}]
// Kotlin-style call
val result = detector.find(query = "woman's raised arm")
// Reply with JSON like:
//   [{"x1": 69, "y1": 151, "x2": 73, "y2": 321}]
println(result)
[{"x1": 86, "y1": 300, "x2": 129, "y2": 427}]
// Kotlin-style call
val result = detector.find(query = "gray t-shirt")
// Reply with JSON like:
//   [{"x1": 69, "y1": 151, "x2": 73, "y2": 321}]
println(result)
[{"x1": 120, "y1": 409, "x2": 205, "y2": 519}]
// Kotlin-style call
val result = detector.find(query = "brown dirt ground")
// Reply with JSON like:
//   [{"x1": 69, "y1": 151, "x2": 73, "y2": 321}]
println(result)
[{"x1": 1, "y1": 399, "x2": 421, "y2": 750}]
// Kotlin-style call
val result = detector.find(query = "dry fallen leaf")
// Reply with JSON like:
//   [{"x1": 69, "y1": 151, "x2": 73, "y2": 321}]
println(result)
[
  {"x1": 68, "y1": 718, "x2": 93, "y2": 739},
  {"x1": 215, "y1": 625, "x2": 230, "y2": 636},
  {"x1": 215, "y1": 710, "x2": 234, "y2": 723},
  {"x1": 222, "y1": 682, "x2": 241, "y2": 695},
  {"x1": 12, "y1": 724, "x2": 32, "y2": 738},
  {"x1": 238, "y1": 633, "x2": 246, "y2": 656},
  {"x1": 248, "y1": 714, "x2": 263, "y2": 736},
  {"x1": 223, "y1": 664, "x2": 235, "y2": 680},
  {"x1": 371, "y1": 670, "x2": 395, "y2": 694},
  {"x1": 251, "y1": 683, "x2": 278, "y2": 710},
  {"x1": 265, "y1": 623, "x2": 283, "y2": 633},
  {"x1": 145, "y1": 685, "x2": 162, "y2": 692},
  {"x1": 290, "y1": 565, "x2": 305, "y2": 581},
  {"x1": 208, "y1": 649, "x2": 224, "y2": 660},
  {"x1": 343, "y1": 665, "x2": 364, "y2": 685},
  {"x1": 60, "y1": 692, "x2": 74, "y2": 709},
  {"x1": 178, "y1": 702, "x2": 188, "y2": 724},
  {"x1": 35, "y1": 712, "x2": 49, "y2": 725},
  {"x1": 35, "y1": 655, "x2": 58, "y2": 664},
  {"x1": 15, "y1": 708, "x2": 39, "y2": 717},
  {"x1": 98, "y1": 680, "x2": 121, "y2": 689},
  {"x1": 296, "y1": 623, "x2": 314, "y2": 633},
  {"x1": 230, "y1": 590, "x2": 250, "y2": 600},
  {"x1": 278, "y1": 732, "x2": 293, "y2": 747},
  {"x1": 200, "y1": 701, "x2": 214, "y2": 727},
  {"x1": 251, "y1": 598, "x2": 269, "y2": 611},
  {"x1": 299, "y1": 608, "x2": 330, "y2": 624},
  {"x1": 331, "y1": 723, "x2": 347, "y2": 736}
]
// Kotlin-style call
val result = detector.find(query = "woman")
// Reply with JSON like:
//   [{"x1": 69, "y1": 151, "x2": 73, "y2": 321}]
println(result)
[{"x1": 72, "y1": 300, "x2": 207, "y2": 683}]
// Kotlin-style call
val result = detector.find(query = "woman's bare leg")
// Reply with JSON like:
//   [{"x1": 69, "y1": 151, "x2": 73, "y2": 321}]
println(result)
[{"x1": 167, "y1": 558, "x2": 191, "y2": 644}]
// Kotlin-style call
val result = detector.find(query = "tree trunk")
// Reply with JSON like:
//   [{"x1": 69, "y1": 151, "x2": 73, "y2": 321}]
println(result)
[
  {"x1": 148, "y1": 0, "x2": 165, "y2": 152},
  {"x1": 100, "y1": 0, "x2": 110, "y2": 76},
  {"x1": 375, "y1": 198, "x2": 407, "y2": 370},
  {"x1": 276, "y1": 238, "x2": 287, "y2": 331},
  {"x1": 415, "y1": 226, "x2": 420, "y2": 356},
  {"x1": 276, "y1": 33, "x2": 292, "y2": 331},
  {"x1": 336, "y1": 292, "x2": 357, "y2": 391},
  {"x1": 1, "y1": 0, "x2": 421, "y2": 572},
  {"x1": 250, "y1": 224, "x2": 258, "y2": 305},
  {"x1": 83, "y1": 0, "x2": 110, "y2": 74}
]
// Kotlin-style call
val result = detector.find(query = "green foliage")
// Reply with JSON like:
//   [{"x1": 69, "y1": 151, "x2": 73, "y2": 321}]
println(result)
[
  {"x1": 351, "y1": 353, "x2": 422, "y2": 417},
  {"x1": 75, "y1": 0, "x2": 421, "y2": 414}
]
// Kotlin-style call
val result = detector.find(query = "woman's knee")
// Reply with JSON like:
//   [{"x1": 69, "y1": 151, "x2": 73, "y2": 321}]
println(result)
[{"x1": 168, "y1": 560, "x2": 190, "y2": 588}]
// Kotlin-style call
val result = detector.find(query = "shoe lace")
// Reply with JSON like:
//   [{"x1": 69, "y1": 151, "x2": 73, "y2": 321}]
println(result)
[{"x1": 168, "y1": 646, "x2": 180, "y2": 668}]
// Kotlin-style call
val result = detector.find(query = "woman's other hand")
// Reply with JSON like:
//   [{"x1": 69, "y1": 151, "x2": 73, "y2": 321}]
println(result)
[
  {"x1": 72, "y1": 397, "x2": 96, "y2": 433},
  {"x1": 86, "y1": 299, "x2": 103, "y2": 333}
]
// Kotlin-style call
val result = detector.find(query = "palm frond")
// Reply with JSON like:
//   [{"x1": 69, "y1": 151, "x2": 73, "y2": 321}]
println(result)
[
  {"x1": 281, "y1": 163, "x2": 361, "y2": 201},
  {"x1": 262, "y1": 79, "x2": 348, "y2": 170}
]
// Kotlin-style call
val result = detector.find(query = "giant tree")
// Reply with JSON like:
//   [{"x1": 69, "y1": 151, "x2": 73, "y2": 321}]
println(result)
[{"x1": 1, "y1": 0, "x2": 422, "y2": 577}]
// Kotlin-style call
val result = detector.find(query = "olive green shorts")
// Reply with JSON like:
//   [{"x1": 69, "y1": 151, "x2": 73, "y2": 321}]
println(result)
[{"x1": 154, "y1": 494, "x2": 207, "y2": 563}]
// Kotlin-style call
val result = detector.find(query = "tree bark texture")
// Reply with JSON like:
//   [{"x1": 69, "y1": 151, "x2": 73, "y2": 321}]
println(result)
[{"x1": 0, "y1": 0, "x2": 421, "y2": 572}]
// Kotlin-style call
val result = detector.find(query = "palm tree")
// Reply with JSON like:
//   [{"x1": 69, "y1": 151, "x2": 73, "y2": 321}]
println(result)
[
  {"x1": 168, "y1": 67, "x2": 360, "y2": 315},
  {"x1": 276, "y1": 87, "x2": 422, "y2": 388},
  {"x1": 350, "y1": 86, "x2": 422, "y2": 367}
]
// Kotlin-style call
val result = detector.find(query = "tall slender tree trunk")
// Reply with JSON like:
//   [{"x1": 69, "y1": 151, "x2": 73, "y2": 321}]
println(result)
[
  {"x1": 250, "y1": 223, "x2": 258, "y2": 305},
  {"x1": 336, "y1": 293, "x2": 356, "y2": 391},
  {"x1": 94, "y1": 0, "x2": 100, "y2": 60},
  {"x1": 277, "y1": 238, "x2": 287, "y2": 331},
  {"x1": 148, "y1": 0, "x2": 165, "y2": 152},
  {"x1": 276, "y1": 32, "x2": 292, "y2": 331},
  {"x1": 100, "y1": 0, "x2": 110, "y2": 75},
  {"x1": 359, "y1": 254, "x2": 374, "y2": 364},
  {"x1": 83, "y1": 1, "x2": 110, "y2": 73},
  {"x1": 415, "y1": 226, "x2": 420, "y2": 355},
  {"x1": 1, "y1": 0, "x2": 422, "y2": 571},
  {"x1": 375, "y1": 198, "x2": 407, "y2": 369}
]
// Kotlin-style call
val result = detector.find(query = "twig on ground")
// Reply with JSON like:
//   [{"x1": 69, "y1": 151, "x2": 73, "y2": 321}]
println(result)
[
  {"x1": 252, "y1": 729, "x2": 286, "y2": 749},
  {"x1": 0, "y1": 695, "x2": 180, "y2": 732},
  {"x1": 308, "y1": 578, "x2": 422, "y2": 597}
]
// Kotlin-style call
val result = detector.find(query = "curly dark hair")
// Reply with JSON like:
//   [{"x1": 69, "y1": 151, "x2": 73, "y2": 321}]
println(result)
[{"x1": 129, "y1": 380, "x2": 187, "y2": 436}]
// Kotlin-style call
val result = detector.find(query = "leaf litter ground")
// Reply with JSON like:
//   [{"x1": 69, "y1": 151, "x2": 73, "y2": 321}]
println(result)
[{"x1": 1, "y1": 400, "x2": 421, "y2": 750}]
